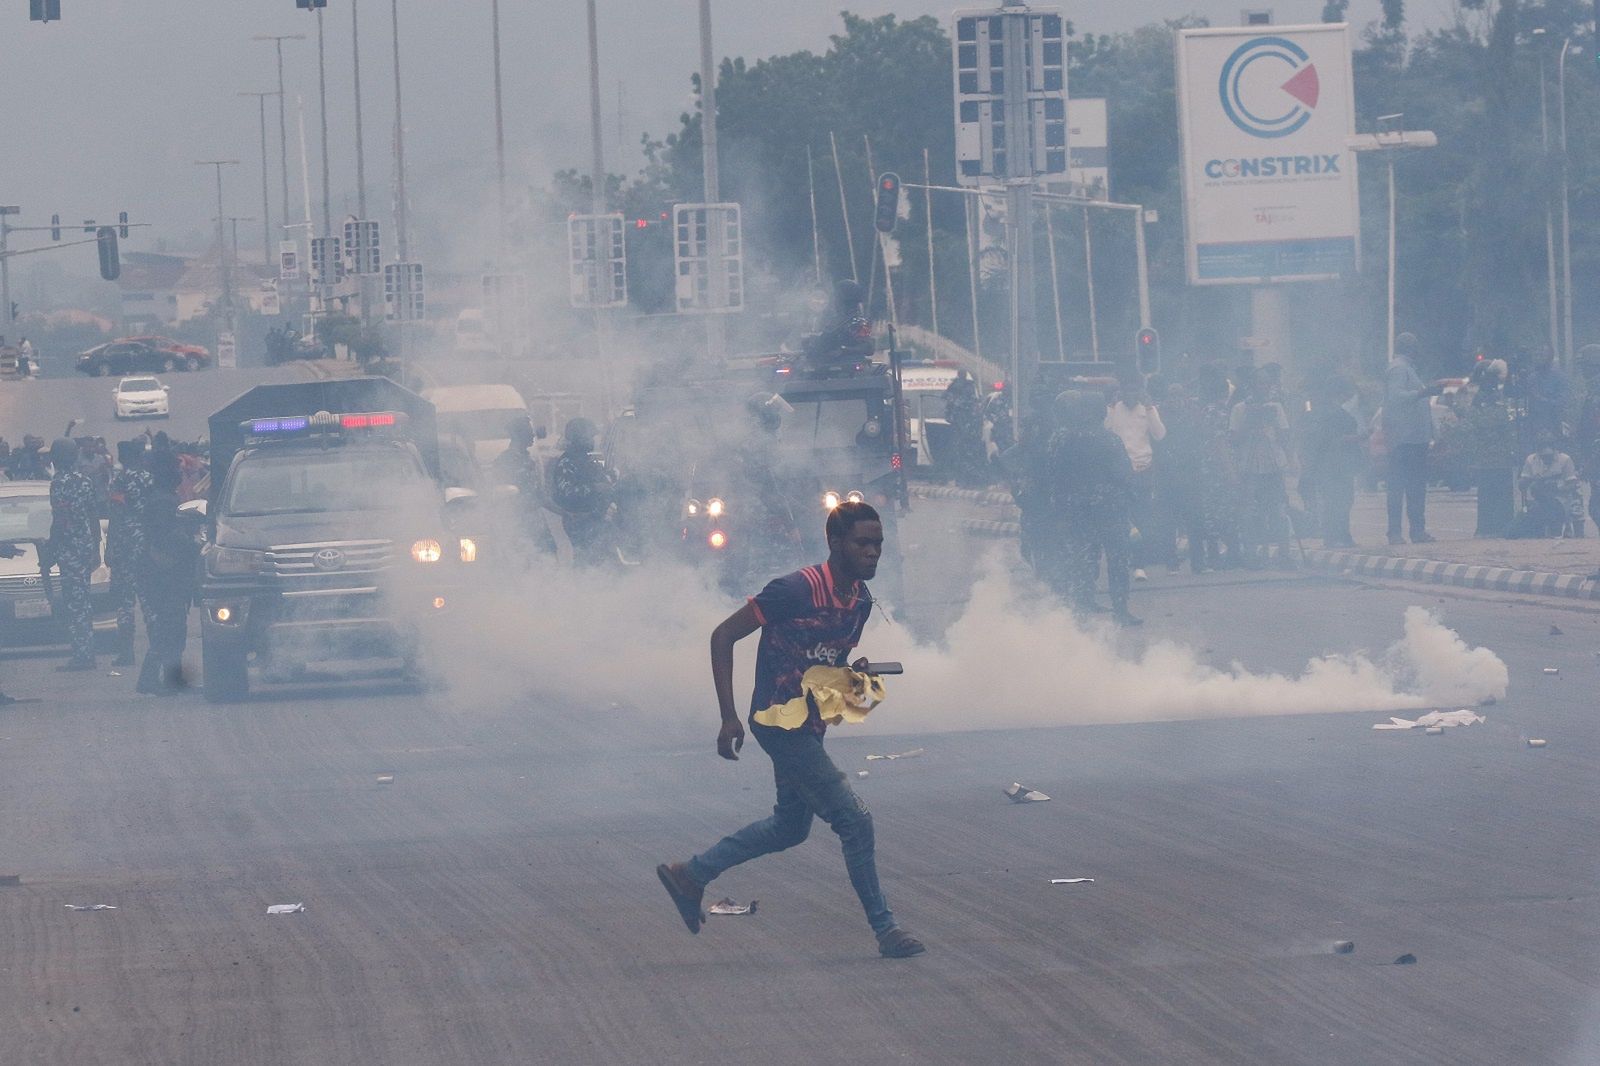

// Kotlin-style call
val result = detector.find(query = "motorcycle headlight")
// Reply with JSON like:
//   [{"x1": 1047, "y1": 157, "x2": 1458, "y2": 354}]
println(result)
[
  {"x1": 207, "y1": 546, "x2": 267, "y2": 575},
  {"x1": 845, "y1": 489, "x2": 865, "y2": 504},
  {"x1": 458, "y1": 537, "x2": 478, "y2": 563},
  {"x1": 822, "y1": 490, "x2": 841, "y2": 511},
  {"x1": 707, "y1": 497, "x2": 725, "y2": 518},
  {"x1": 411, "y1": 538, "x2": 442, "y2": 563}
]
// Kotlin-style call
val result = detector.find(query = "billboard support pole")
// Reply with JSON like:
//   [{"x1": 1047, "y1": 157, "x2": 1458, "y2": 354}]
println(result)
[{"x1": 1134, "y1": 208, "x2": 1150, "y2": 330}]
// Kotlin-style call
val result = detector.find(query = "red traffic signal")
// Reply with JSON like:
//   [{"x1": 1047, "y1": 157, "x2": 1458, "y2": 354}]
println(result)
[
  {"x1": 1135, "y1": 327, "x2": 1161, "y2": 374},
  {"x1": 875, "y1": 172, "x2": 901, "y2": 234}
]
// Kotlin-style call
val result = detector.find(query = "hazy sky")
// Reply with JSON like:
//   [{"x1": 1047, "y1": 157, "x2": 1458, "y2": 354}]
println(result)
[{"x1": 0, "y1": 0, "x2": 1413, "y2": 268}]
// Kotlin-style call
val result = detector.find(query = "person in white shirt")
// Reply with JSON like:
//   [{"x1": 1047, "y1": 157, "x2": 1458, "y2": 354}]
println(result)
[{"x1": 1104, "y1": 369, "x2": 1166, "y2": 580}]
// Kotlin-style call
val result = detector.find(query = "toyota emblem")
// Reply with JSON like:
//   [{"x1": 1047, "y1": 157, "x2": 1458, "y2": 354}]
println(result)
[
  {"x1": 312, "y1": 548, "x2": 346, "y2": 572},
  {"x1": 22, "y1": 576, "x2": 39, "y2": 587}
]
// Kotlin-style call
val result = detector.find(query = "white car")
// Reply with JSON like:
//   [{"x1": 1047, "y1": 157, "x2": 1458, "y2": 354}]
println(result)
[{"x1": 113, "y1": 375, "x2": 170, "y2": 420}]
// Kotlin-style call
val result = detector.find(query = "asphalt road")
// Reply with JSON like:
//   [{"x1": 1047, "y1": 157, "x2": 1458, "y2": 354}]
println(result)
[
  {"x1": 1, "y1": 526, "x2": 1597, "y2": 1063},
  {"x1": 0, "y1": 363, "x2": 324, "y2": 446}
]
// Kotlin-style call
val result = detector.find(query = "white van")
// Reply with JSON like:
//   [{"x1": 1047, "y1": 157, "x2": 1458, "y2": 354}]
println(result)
[{"x1": 423, "y1": 383, "x2": 530, "y2": 469}]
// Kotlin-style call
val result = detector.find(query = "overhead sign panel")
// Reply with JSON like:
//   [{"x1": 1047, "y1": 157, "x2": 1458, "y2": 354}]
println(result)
[
  {"x1": 673, "y1": 203, "x2": 743, "y2": 315},
  {"x1": 568, "y1": 213, "x2": 628, "y2": 309},
  {"x1": 952, "y1": 7, "x2": 1067, "y2": 186},
  {"x1": 1175, "y1": 24, "x2": 1361, "y2": 284}
]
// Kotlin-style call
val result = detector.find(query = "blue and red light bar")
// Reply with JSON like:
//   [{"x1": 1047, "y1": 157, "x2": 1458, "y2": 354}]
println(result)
[{"x1": 243, "y1": 411, "x2": 403, "y2": 436}]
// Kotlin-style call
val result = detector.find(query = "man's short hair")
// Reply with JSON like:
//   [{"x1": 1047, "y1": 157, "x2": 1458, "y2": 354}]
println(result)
[{"x1": 826, "y1": 500, "x2": 880, "y2": 542}]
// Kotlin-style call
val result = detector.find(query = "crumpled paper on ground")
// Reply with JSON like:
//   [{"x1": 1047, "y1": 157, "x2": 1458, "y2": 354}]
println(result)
[
  {"x1": 267, "y1": 903, "x2": 305, "y2": 915},
  {"x1": 752, "y1": 666, "x2": 886, "y2": 730},
  {"x1": 1372, "y1": 709, "x2": 1486, "y2": 731},
  {"x1": 865, "y1": 748, "x2": 925, "y2": 761},
  {"x1": 64, "y1": 904, "x2": 116, "y2": 911},
  {"x1": 1006, "y1": 782, "x2": 1050, "y2": 803}
]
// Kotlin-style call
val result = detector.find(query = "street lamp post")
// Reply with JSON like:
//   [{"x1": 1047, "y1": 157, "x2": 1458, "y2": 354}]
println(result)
[
  {"x1": 316, "y1": 7, "x2": 333, "y2": 235},
  {"x1": 352, "y1": 0, "x2": 368, "y2": 221},
  {"x1": 1532, "y1": 28, "x2": 1561, "y2": 364},
  {"x1": 491, "y1": 0, "x2": 508, "y2": 257},
  {"x1": 239, "y1": 90, "x2": 282, "y2": 269},
  {"x1": 1348, "y1": 116, "x2": 1438, "y2": 363},
  {"x1": 253, "y1": 35, "x2": 306, "y2": 236},
  {"x1": 196, "y1": 161, "x2": 241, "y2": 334},
  {"x1": 389, "y1": 0, "x2": 409, "y2": 261},
  {"x1": 1556, "y1": 35, "x2": 1574, "y2": 368}
]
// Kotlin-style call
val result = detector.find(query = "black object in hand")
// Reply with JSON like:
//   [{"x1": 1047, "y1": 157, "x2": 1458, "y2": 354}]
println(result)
[{"x1": 862, "y1": 661, "x2": 903, "y2": 676}]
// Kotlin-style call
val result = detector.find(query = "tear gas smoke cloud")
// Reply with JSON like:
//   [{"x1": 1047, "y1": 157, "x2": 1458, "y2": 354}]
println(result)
[{"x1": 435, "y1": 555, "x2": 1508, "y2": 732}]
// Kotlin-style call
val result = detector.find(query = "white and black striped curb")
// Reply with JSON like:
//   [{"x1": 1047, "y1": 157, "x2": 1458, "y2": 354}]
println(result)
[
  {"x1": 940, "y1": 508, "x2": 1600, "y2": 601},
  {"x1": 1303, "y1": 550, "x2": 1600, "y2": 600},
  {"x1": 912, "y1": 484, "x2": 1016, "y2": 508}
]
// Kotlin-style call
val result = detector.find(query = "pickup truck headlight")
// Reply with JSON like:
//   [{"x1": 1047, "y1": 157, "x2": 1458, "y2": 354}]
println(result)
[
  {"x1": 206, "y1": 546, "x2": 267, "y2": 575},
  {"x1": 458, "y1": 537, "x2": 478, "y2": 563},
  {"x1": 706, "y1": 497, "x2": 725, "y2": 518},
  {"x1": 411, "y1": 538, "x2": 442, "y2": 563}
]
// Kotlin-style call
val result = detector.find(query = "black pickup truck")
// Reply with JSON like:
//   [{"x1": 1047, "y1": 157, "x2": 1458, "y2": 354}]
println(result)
[{"x1": 195, "y1": 378, "x2": 478, "y2": 702}]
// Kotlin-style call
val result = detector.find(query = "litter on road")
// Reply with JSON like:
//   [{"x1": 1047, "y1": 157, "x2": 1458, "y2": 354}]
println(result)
[
  {"x1": 1527, "y1": 738, "x2": 1548, "y2": 748},
  {"x1": 1049, "y1": 878, "x2": 1093, "y2": 884},
  {"x1": 1372, "y1": 709, "x2": 1485, "y2": 731},
  {"x1": 1542, "y1": 667, "x2": 1559, "y2": 675},
  {"x1": 1424, "y1": 726, "x2": 1445, "y2": 735},
  {"x1": 63, "y1": 904, "x2": 116, "y2": 911},
  {"x1": 855, "y1": 770, "x2": 869, "y2": 778},
  {"x1": 266, "y1": 903, "x2": 305, "y2": 915},
  {"x1": 376, "y1": 774, "x2": 395, "y2": 784},
  {"x1": 707, "y1": 898, "x2": 758, "y2": 916},
  {"x1": 865, "y1": 748, "x2": 926, "y2": 761},
  {"x1": 0, "y1": 874, "x2": 20, "y2": 887},
  {"x1": 1394, "y1": 953, "x2": 1417, "y2": 965},
  {"x1": 1332, "y1": 941, "x2": 1355, "y2": 954},
  {"x1": 1006, "y1": 782, "x2": 1051, "y2": 803}
]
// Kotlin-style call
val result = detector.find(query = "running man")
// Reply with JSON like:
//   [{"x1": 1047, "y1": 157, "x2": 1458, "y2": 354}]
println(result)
[{"x1": 656, "y1": 501, "x2": 925, "y2": 958}]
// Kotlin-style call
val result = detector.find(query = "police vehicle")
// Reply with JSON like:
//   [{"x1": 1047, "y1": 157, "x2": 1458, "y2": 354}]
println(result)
[
  {"x1": 618, "y1": 350, "x2": 906, "y2": 604},
  {"x1": 194, "y1": 378, "x2": 478, "y2": 702}
]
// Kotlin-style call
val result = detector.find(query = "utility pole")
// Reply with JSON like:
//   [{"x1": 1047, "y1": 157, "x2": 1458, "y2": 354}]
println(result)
[
  {"x1": 0, "y1": 206, "x2": 18, "y2": 329},
  {"x1": 253, "y1": 34, "x2": 305, "y2": 237},
  {"x1": 1533, "y1": 29, "x2": 1561, "y2": 363},
  {"x1": 196, "y1": 161, "x2": 241, "y2": 334},
  {"x1": 316, "y1": 7, "x2": 333, "y2": 235},
  {"x1": 226, "y1": 217, "x2": 256, "y2": 270},
  {"x1": 698, "y1": 0, "x2": 725, "y2": 361},
  {"x1": 390, "y1": 0, "x2": 409, "y2": 261},
  {"x1": 1348, "y1": 117, "x2": 1437, "y2": 363},
  {"x1": 491, "y1": 0, "x2": 508, "y2": 257},
  {"x1": 586, "y1": 0, "x2": 606, "y2": 214},
  {"x1": 1556, "y1": 36, "x2": 1574, "y2": 369},
  {"x1": 1000, "y1": 0, "x2": 1037, "y2": 413},
  {"x1": 352, "y1": 0, "x2": 368, "y2": 220},
  {"x1": 239, "y1": 90, "x2": 281, "y2": 268}
]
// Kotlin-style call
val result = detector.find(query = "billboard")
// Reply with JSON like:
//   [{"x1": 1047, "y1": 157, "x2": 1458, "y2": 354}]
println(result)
[{"x1": 1175, "y1": 24, "x2": 1360, "y2": 285}]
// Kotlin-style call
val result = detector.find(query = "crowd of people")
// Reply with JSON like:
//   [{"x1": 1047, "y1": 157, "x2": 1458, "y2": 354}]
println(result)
[
  {"x1": 0, "y1": 431, "x2": 202, "y2": 700},
  {"x1": 993, "y1": 336, "x2": 1600, "y2": 624}
]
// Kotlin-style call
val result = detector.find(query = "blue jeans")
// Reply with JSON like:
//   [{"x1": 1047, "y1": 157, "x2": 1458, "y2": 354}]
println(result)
[{"x1": 687, "y1": 723, "x2": 896, "y2": 937}]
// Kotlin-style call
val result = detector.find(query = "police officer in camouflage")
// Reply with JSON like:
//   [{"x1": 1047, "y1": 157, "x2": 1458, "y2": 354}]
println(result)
[
  {"x1": 551, "y1": 417, "x2": 615, "y2": 565},
  {"x1": 136, "y1": 450, "x2": 199, "y2": 693},
  {"x1": 107, "y1": 441, "x2": 154, "y2": 666},
  {"x1": 47, "y1": 438, "x2": 102, "y2": 670}
]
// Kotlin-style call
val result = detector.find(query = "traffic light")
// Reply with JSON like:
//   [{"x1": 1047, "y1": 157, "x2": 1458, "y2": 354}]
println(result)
[
  {"x1": 118, "y1": 211, "x2": 129, "y2": 239},
  {"x1": 874, "y1": 172, "x2": 901, "y2": 234},
  {"x1": 30, "y1": 0, "x2": 61, "y2": 22},
  {"x1": 50, "y1": 214, "x2": 60, "y2": 242},
  {"x1": 1135, "y1": 326, "x2": 1161, "y2": 374},
  {"x1": 96, "y1": 227, "x2": 120, "y2": 281}
]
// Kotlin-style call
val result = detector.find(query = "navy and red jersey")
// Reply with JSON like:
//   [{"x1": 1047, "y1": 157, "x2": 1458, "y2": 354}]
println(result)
[{"x1": 748, "y1": 562, "x2": 872, "y2": 733}]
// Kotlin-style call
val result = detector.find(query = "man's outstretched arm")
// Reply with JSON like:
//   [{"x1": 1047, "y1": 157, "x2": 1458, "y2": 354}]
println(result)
[{"x1": 711, "y1": 602, "x2": 762, "y2": 760}]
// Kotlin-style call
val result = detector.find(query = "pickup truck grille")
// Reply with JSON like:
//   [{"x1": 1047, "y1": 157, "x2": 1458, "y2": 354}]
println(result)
[{"x1": 267, "y1": 539, "x2": 395, "y2": 577}]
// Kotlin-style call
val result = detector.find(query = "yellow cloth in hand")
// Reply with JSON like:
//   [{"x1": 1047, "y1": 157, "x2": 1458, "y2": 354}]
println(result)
[{"x1": 752, "y1": 666, "x2": 887, "y2": 729}]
